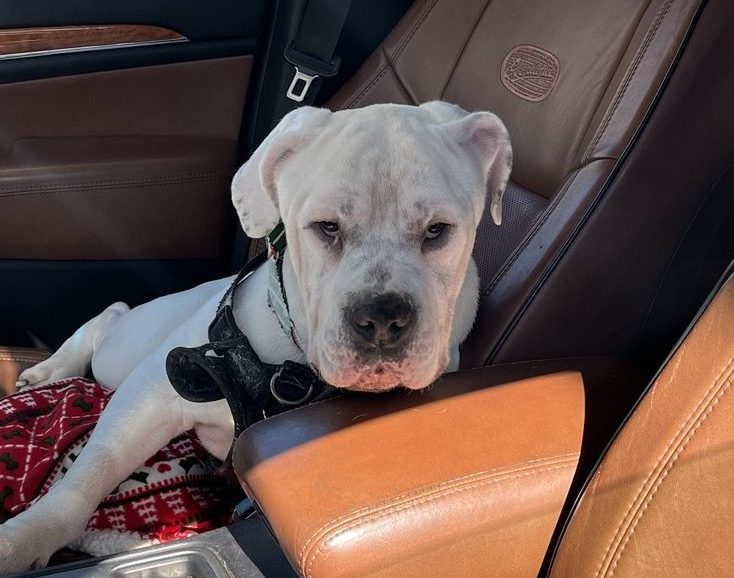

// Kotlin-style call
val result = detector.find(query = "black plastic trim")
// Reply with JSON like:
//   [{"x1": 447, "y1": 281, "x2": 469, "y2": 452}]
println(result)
[
  {"x1": 0, "y1": 0, "x2": 265, "y2": 43},
  {"x1": 0, "y1": 258, "x2": 229, "y2": 349}
]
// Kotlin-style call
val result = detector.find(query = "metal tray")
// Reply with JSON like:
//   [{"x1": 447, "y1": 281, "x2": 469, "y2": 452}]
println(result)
[{"x1": 13, "y1": 528, "x2": 268, "y2": 578}]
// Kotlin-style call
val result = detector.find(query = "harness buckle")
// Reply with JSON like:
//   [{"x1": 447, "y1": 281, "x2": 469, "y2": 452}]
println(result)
[{"x1": 269, "y1": 361, "x2": 317, "y2": 406}]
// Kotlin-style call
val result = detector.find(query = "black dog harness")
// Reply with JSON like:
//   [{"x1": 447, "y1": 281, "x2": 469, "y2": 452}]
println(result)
[{"x1": 165, "y1": 224, "x2": 334, "y2": 437}]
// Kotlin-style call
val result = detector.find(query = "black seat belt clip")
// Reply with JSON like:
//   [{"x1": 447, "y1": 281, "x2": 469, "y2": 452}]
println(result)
[{"x1": 284, "y1": 41, "x2": 341, "y2": 102}]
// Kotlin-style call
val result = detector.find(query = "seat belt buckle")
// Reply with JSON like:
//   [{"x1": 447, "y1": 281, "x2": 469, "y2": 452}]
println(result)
[
  {"x1": 287, "y1": 67, "x2": 318, "y2": 102},
  {"x1": 284, "y1": 41, "x2": 341, "y2": 103}
]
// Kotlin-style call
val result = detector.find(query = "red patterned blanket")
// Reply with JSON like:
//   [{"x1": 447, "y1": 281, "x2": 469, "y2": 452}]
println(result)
[{"x1": 0, "y1": 378, "x2": 239, "y2": 552}]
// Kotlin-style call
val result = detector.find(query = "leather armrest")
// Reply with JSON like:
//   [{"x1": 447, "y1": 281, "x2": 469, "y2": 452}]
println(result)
[{"x1": 233, "y1": 369, "x2": 585, "y2": 578}]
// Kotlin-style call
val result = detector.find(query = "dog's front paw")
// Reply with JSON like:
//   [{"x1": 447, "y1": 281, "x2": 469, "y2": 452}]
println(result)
[
  {"x1": 0, "y1": 524, "x2": 53, "y2": 573},
  {"x1": 15, "y1": 363, "x2": 51, "y2": 389},
  {"x1": 16, "y1": 359, "x2": 79, "y2": 390}
]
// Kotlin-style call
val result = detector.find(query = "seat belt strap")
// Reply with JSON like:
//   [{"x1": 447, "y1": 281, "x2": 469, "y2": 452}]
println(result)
[{"x1": 282, "y1": 0, "x2": 352, "y2": 104}]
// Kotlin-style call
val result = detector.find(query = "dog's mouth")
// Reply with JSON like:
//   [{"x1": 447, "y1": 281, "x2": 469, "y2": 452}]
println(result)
[
  {"x1": 314, "y1": 347, "x2": 443, "y2": 392},
  {"x1": 315, "y1": 362, "x2": 400, "y2": 392},
  {"x1": 346, "y1": 382, "x2": 402, "y2": 393},
  {"x1": 311, "y1": 324, "x2": 448, "y2": 392},
  {"x1": 344, "y1": 363, "x2": 405, "y2": 392}
]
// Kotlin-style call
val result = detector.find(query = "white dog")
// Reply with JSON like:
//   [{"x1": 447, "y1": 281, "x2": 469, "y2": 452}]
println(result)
[{"x1": 0, "y1": 101, "x2": 511, "y2": 572}]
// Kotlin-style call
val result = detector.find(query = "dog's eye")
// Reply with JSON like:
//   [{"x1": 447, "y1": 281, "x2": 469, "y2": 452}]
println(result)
[
  {"x1": 425, "y1": 222, "x2": 448, "y2": 240},
  {"x1": 318, "y1": 221, "x2": 340, "y2": 237}
]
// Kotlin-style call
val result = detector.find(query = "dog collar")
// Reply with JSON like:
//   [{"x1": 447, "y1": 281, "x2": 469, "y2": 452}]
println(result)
[{"x1": 266, "y1": 222, "x2": 304, "y2": 351}]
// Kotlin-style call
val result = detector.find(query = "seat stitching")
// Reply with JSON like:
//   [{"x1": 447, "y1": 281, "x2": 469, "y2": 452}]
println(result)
[
  {"x1": 439, "y1": 0, "x2": 494, "y2": 99},
  {"x1": 607, "y1": 374, "x2": 732, "y2": 578},
  {"x1": 304, "y1": 459, "x2": 578, "y2": 577},
  {"x1": 298, "y1": 453, "x2": 577, "y2": 569},
  {"x1": 605, "y1": 371, "x2": 734, "y2": 577},
  {"x1": 304, "y1": 459, "x2": 578, "y2": 578},
  {"x1": 391, "y1": 0, "x2": 441, "y2": 63},
  {"x1": 592, "y1": 354, "x2": 734, "y2": 578},
  {"x1": 574, "y1": 0, "x2": 652, "y2": 164},
  {"x1": 0, "y1": 175, "x2": 231, "y2": 200},
  {"x1": 343, "y1": 65, "x2": 389, "y2": 109},
  {"x1": 593, "y1": 352, "x2": 734, "y2": 577},
  {"x1": 583, "y1": 0, "x2": 672, "y2": 161},
  {"x1": 0, "y1": 171, "x2": 232, "y2": 195},
  {"x1": 298, "y1": 452, "x2": 579, "y2": 575},
  {"x1": 383, "y1": 49, "x2": 419, "y2": 105},
  {"x1": 0, "y1": 357, "x2": 47, "y2": 363},
  {"x1": 342, "y1": 0, "x2": 439, "y2": 109},
  {"x1": 594, "y1": 353, "x2": 734, "y2": 576},
  {"x1": 583, "y1": 0, "x2": 674, "y2": 162}
]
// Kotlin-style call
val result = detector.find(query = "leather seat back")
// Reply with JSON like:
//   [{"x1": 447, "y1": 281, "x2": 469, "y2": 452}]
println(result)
[
  {"x1": 549, "y1": 269, "x2": 734, "y2": 577},
  {"x1": 329, "y1": 0, "x2": 703, "y2": 366}
]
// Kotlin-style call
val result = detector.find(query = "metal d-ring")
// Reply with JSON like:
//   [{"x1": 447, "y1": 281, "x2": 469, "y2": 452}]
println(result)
[{"x1": 269, "y1": 367, "x2": 314, "y2": 406}]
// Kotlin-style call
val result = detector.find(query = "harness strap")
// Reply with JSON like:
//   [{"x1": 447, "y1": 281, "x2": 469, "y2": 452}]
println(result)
[{"x1": 166, "y1": 238, "x2": 334, "y2": 438}]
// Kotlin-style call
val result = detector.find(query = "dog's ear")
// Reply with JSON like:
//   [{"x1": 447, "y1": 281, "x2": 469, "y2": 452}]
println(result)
[
  {"x1": 423, "y1": 102, "x2": 512, "y2": 226},
  {"x1": 231, "y1": 106, "x2": 332, "y2": 238},
  {"x1": 451, "y1": 111, "x2": 512, "y2": 226}
]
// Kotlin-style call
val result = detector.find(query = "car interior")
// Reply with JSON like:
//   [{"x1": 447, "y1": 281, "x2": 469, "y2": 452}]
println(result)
[{"x1": 1, "y1": 0, "x2": 733, "y2": 576}]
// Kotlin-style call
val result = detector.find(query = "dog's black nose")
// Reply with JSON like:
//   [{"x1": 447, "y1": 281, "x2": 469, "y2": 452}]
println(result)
[{"x1": 347, "y1": 292, "x2": 416, "y2": 350}]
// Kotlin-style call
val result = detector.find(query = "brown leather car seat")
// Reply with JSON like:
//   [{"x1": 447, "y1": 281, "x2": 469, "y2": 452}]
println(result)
[
  {"x1": 326, "y1": 0, "x2": 713, "y2": 370},
  {"x1": 547, "y1": 268, "x2": 734, "y2": 578}
]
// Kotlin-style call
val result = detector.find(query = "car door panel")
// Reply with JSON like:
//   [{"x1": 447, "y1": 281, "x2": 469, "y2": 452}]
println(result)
[
  {"x1": 0, "y1": 56, "x2": 251, "y2": 260},
  {"x1": 0, "y1": 0, "x2": 265, "y2": 348}
]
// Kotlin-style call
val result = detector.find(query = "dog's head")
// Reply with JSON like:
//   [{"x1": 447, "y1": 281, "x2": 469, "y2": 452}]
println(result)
[{"x1": 232, "y1": 102, "x2": 511, "y2": 391}]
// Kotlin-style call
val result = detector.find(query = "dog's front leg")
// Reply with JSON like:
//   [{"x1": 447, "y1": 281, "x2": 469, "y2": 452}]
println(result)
[
  {"x1": 0, "y1": 356, "x2": 189, "y2": 573},
  {"x1": 17, "y1": 301, "x2": 130, "y2": 388}
]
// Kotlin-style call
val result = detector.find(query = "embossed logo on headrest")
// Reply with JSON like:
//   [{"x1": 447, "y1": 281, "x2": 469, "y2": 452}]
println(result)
[{"x1": 501, "y1": 45, "x2": 560, "y2": 102}]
